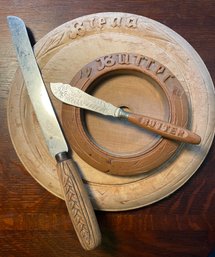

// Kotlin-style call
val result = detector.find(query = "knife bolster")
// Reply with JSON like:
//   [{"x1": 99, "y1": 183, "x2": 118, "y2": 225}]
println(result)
[
  {"x1": 118, "y1": 108, "x2": 129, "y2": 119},
  {"x1": 55, "y1": 152, "x2": 69, "y2": 162}
]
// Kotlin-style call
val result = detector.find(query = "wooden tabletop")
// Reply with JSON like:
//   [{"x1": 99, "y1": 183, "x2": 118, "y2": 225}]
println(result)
[{"x1": 0, "y1": 1, "x2": 215, "y2": 256}]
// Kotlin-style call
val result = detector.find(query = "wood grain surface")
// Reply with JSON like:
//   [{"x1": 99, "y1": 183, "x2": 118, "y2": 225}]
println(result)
[{"x1": 0, "y1": 1, "x2": 215, "y2": 257}]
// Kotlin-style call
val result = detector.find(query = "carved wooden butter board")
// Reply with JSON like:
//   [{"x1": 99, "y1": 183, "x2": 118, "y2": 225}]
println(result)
[
  {"x1": 62, "y1": 52, "x2": 190, "y2": 176},
  {"x1": 8, "y1": 12, "x2": 215, "y2": 211}
]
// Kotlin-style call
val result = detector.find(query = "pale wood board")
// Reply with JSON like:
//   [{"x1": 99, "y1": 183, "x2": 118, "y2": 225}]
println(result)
[{"x1": 7, "y1": 12, "x2": 215, "y2": 211}]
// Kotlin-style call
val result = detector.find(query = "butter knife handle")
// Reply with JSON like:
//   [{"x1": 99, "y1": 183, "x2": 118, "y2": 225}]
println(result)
[
  {"x1": 127, "y1": 113, "x2": 201, "y2": 145},
  {"x1": 55, "y1": 152, "x2": 101, "y2": 250}
]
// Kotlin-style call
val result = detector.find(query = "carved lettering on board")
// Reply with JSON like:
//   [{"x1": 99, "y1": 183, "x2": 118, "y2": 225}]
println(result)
[
  {"x1": 98, "y1": 18, "x2": 106, "y2": 28},
  {"x1": 156, "y1": 65, "x2": 165, "y2": 74},
  {"x1": 118, "y1": 53, "x2": 130, "y2": 64},
  {"x1": 110, "y1": 17, "x2": 122, "y2": 27},
  {"x1": 163, "y1": 74, "x2": 175, "y2": 82},
  {"x1": 69, "y1": 22, "x2": 86, "y2": 39},
  {"x1": 125, "y1": 17, "x2": 138, "y2": 28},
  {"x1": 96, "y1": 55, "x2": 116, "y2": 71},
  {"x1": 95, "y1": 53, "x2": 173, "y2": 82},
  {"x1": 68, "y1": 16, "x2": 139, "y2": 39}
]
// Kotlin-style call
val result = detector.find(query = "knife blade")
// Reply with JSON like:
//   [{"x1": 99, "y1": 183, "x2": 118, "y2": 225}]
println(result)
[
  {"x1": 50, "y1": 82, "x2": 201, "y2": 145},
  {"x1": 7, "y1": 16, "x2": 101, "y2": 250}
]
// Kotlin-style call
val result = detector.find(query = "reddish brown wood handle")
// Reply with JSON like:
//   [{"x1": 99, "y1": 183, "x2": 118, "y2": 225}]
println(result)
[
  {"x1": 127, "y1": 113, "x2": 201, "y2": 144},
  {"x1": 56, "y1": 152, "x2": 101, "y2": 250}
]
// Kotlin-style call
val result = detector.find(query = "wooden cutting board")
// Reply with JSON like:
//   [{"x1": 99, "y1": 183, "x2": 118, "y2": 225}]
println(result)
[{"x1": 7, "y1": 12, "x2": 215, "y2": 211}]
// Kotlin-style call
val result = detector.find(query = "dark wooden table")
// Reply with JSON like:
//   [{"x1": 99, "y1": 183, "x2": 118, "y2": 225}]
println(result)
[{"x1": 0, "y1": 1, "x2": 214, "y2": 256}]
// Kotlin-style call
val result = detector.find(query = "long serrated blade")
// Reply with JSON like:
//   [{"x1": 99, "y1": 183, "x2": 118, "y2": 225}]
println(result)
[
  {"x1": 50, "y1": 83, "x2": 121, "y2": 117},
  {"x1": 8, "y1": 16, "x2": 68, "y2": 156}
]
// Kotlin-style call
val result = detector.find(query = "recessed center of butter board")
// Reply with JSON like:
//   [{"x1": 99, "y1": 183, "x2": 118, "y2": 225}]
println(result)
[{"x1": 83, "y1": 71, "x2": 169, "y2": 156}]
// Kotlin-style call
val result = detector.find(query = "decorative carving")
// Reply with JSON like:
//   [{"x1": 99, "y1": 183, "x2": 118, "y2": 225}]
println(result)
[
  {"x1": 57, "y1": 158, "x2": 101, "y2": 250},
  {"x1": 59, "y1": 161, "x2": 90, "y2": 244}
]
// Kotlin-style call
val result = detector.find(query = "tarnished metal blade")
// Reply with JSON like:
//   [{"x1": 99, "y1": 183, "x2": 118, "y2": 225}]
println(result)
[
  {"x1": 7, "y1": 16, "x2": 68, "y2": 157},
  {"x1": 50, "y1": 83, "x2": 121, "y2": 117}
]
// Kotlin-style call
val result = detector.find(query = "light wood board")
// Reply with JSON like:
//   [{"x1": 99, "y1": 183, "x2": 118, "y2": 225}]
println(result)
[{"x1": 7, "y1": 12, "x2": 215, "y2": 211}]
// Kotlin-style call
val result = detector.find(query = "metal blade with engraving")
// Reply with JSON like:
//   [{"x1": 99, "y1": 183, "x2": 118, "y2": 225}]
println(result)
[
  {"x1": 50, "y1": 83, "x2": 201, "y2": 145},
  {"x1": 7, "y1": 16, "x2": 101, "y2": 250}
]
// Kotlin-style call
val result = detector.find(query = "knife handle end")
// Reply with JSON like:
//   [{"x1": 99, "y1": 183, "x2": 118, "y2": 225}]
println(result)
[{"x1": 56, "y1": 152, "x2": 102, "y2": 250}]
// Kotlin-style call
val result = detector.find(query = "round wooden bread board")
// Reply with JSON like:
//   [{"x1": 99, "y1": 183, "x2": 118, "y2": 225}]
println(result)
[{"x1": 8, "y1": 12, "x2": 215, "y2": 211}]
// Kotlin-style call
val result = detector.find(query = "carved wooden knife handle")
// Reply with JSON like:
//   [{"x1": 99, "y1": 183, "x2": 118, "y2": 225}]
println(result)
[
  {"x1": 127, "y1": 113, "x2": 201, "y2": 145},
  {"x1": 55, "y1": 152, "x2": 101, "y2": 250}
]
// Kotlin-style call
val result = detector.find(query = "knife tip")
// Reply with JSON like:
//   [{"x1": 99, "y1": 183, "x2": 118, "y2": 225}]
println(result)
[{"x1": 7, "y1": 16, "x2": 24, "y2": 26}]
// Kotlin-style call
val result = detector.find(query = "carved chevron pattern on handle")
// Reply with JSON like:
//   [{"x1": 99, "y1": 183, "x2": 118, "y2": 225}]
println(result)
[
  {"x1": 60, "y1": 163, "x2": 90, "y2": 243},
  {"x1": 57, "y1": 155, "x2": 101, "y2": 250}
]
